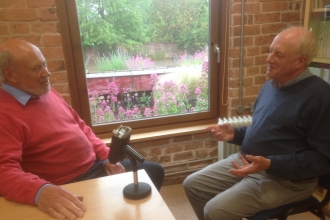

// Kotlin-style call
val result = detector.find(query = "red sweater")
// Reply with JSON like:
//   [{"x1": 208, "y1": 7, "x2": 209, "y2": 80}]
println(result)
[{"x1": 0, "y1": 88, "x2": 109, "y2": 205}]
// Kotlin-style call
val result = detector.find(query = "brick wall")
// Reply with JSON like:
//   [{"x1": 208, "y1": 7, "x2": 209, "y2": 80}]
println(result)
[{"x1": 0, "y1": 0, "x2": 306, "y2": 185}]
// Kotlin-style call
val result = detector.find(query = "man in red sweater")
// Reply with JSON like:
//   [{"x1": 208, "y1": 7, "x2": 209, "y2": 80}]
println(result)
[{"x1": 0, "y1": 39, "x2": 164, "y2": 220}]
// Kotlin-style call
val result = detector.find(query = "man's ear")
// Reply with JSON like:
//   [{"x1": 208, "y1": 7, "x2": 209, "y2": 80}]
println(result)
[
  {"x1": 297, "y1": 55, "x2": 307, "y2": 69},
  {"x1": 2, "y1": 67, "x2": 18, "y2": 83}
]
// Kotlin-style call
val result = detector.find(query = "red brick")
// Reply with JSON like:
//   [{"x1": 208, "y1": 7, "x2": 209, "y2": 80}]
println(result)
[
  {"x1": 254, "y1": 75, "x2": 267, "y2": 85},
  {"x1": 245, "y1": 66, "x2": 260, "y2": 77},
  {"x1": 0, "y1": 23, "x2": 9, "y2": 35},
  {"x1": 164, "y1": 145, "x2": 183, "y2": 154},
  {"x1": 0, "y1": 0, "x2": 25, "y2": 8},
  {"x1": 26, "y1": 0, "x2": 56, "y2": 8},
  {"x1": 244, "y1": 86, "x2": 260, "y2": 96},
  {"x1": 47, "y1": 60, "x2": 65, "y2": 72},
  {"x1": 0, "y1": 9, "x2": 38, "y2": 21},
  {"x1": 281, "y1": 12, "x2": 301, "y2": 22},
  {"x1": 1, "y1": 35, "x2": 42, "y2": 46},
  {"x1": 158, "y1": 155, "x2": 171, "y2": 164},
  {"x1": 43, "y1": 34, "x2": 62, "y2": 47},
  {"x1": 9, "y1": 23, "x2": 29, "y2": 34},
  {"x1": 173, "y1": 151, "x2": 194, "y2": 161},
  {"x1": 30, "y1": 21, "x2": 58, "y2": 34},
  {"x1": 229, "y1": 88, "x2": 239, "y2": 98},
  {"x1": 173, "y1": 134, "x2": 192, "y2": 143},
  {"x1": 184, "y1": 142, "x2": 202, "y2": 151},
  {"x1": 255, "y1": 54, "x2": 268, "y2": 65},
  {"x1": 246, "y1": 46, "x2": 260, "y2": 57},
  {"x1": 262, "y1": 23, "x2": 287, "y2": 34},
  {"x1": 195, "y1": 149, "x2": 208, "y2": 158},
  {"x1": 193, "y1": 132, "x2": 211, "y2": 140},
  {"x1": 261, "y1": 1, "x2": 288, "y2": 12},
  {"x1": 254, "y1": 13, "x2": 280, "y2": 24},
  {"x1": 52, "y1": 82, "x2": 70, "y2": 94},
  {"x1": 151, "y1": 138, "x2": 171, "y2": 146},
  {"x1": 255, "y1": 34, "x2": 276, "y2": 46},
  {"x1": 232, "y1": 2, "x2": 261, "y2": 15},
  {"x1": 205, "y1": 139, "x2": 217, "y2": 148},
  {"x1": 49, "y1": 70, "x2": 68, "y2": 83},
  {"x1": 243, "y1": 77, "x2": 253, "y2": 87},
  {"x1": 40, "y1": 47, "x2": 64, "y2": 59},
  {"x1": 209, "y1": 148, "x2": 218, "y2": 157},
  {"x1": 151, "y1": 147, "x2": 162, "y2": 155},
  {"x1": 38, "y1": 8, "x2": 57, "y2": 21}
]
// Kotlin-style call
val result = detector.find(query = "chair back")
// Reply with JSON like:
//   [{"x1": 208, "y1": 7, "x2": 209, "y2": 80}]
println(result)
[{"x1": 318, "y1": 172, "x2": 330, "y2": 190}]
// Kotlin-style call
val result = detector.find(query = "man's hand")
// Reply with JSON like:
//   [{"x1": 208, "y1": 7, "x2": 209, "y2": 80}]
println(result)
[
  {"x1": 205, "y1": 123, "x2": 235, "y2": 142},
  {"x1": 228, "y1": 154, "x2": 271, "y2": 177},
  {"x1": 104, "y1": 161, "x2": 125, "y2": 175},
  {"x1": 37, "y1": 185, "x2": 85, "y2": 220}
]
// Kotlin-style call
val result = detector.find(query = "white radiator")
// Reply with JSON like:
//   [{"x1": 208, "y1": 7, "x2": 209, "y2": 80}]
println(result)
[{"x1": 217, "y1": 116, "x2": 252, "y2": 160}]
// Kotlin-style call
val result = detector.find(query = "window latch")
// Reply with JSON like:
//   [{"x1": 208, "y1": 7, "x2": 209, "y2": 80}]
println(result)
[{"x1": 214, "y1": 44, "x2": 220, "y2": 63}]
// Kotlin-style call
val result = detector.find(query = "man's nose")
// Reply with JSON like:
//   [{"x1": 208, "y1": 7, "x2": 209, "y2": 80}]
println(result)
[
  {"x1": 41, "y1": 66, "x2": 51, "y2": 77},
  {"x1": 266, "y1": 53, "x2": 274, "y2": 63}
]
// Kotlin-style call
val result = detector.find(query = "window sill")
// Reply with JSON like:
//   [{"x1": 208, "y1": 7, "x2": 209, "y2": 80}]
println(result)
[{"x1": 99, "y1": 118, "x2": 218, "y2": 145}]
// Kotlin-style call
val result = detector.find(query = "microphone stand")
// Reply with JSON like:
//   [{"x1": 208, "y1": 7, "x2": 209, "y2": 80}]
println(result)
[{"x1": 122, "y1": 145, "x2": 151, "y2": 200}]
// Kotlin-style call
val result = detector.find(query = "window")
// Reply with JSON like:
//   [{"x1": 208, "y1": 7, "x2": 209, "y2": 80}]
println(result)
[{"x1": 55, "y1": 0, "x2": 228, "y2": 135}]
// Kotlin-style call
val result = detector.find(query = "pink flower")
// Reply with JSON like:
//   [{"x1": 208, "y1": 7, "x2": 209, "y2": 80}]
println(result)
[
  {"x1": 108, "y1": 82, "x2": 119, "y2": 96},
  {"x1": 111, "y1": 96, "x2": 117, "y2": 103},
  {"x1": 195, "y1": 87, "x2": 202, "y2": 95},
  {"x1": 150, "y1": 73, "x2": 159, "y2": 86},
  {"x1": 179, "y1": 84, "x2": 188, "y2": 94},
  {"x1": 144, "y1": 108, "x2": 152, "y2": 117},
  {"x1": 126, "y1": 110, "x2": 133, "y2": 118},
  {"x1": 118, "y1": 107, "x2": 125, "y2": 114},
  {"x1": 101, "y1": 101, "x2": 107, "y2": 108},
  {"x1": 96, "y1": 109, "x2": 104, "y2": 116}
]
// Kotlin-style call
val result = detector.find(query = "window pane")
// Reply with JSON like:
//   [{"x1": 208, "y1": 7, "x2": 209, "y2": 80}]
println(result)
[{"x1": 76, "y1": 0, "x2": 210, "y2": 125}]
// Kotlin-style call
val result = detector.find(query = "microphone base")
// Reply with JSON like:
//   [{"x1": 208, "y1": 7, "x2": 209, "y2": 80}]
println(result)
[{"x1": 123, "y1": 182, "x2": 151, "y2": 200}]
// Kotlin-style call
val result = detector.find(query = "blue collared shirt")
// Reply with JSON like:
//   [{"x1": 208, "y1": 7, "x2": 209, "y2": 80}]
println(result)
[{"x1": 2, "y1": 82, "x2": 32, "y2": 106}]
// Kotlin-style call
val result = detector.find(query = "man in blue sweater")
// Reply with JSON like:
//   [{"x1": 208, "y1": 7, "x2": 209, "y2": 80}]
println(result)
[{"x1": 183, "y1": 26, "x2": 330, "y2": 220}]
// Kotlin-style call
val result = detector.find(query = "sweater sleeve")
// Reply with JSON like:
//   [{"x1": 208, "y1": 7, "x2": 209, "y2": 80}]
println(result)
[{"x1": 0, "y1": 116, "x2": 49, "y2": 205}]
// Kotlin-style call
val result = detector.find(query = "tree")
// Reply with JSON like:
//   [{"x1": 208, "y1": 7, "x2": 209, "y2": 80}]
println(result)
[
  {"x1": 76, "y1": 0, "x2": 152, "y2": 53},
  {"x1": 149, "y1": 0, "x2": 208, "y2": 52}
]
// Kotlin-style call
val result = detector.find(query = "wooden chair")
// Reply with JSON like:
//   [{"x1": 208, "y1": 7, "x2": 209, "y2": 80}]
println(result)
[{"x1": 247, "y1": 173, "x2": 330, "y2": 220}]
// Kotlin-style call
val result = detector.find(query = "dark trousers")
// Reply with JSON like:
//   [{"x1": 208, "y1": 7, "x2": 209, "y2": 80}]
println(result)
[{"x1": 68, "y1": 159, "x2": 164, "y2": 191}]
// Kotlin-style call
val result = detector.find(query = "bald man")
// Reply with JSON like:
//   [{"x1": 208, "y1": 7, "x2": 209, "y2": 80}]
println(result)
[
  {"x1": 0, "y1": 39, "x2": 164, "y2": 220},
  {"x1": 184, "y1": 27, "x2": 330, "y2": 220}
]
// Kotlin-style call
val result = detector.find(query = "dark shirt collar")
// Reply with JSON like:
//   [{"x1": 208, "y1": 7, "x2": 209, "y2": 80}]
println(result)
[{"x1": 271, "y1": 68, "x2": 314, "y2": 89}]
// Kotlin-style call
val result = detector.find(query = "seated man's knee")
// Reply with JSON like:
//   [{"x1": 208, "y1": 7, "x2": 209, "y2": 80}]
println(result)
[
  {"x1": 204, "y1": 199, "x2": 236, "y2": 220},
  {"x1": 182, "y1": 173, "x2": 195, "y2": 191}
]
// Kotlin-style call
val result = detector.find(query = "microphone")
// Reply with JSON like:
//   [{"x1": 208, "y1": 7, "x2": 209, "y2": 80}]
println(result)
[{"x1": 108, "y1": 125, "x2": 151, "y2": 200}]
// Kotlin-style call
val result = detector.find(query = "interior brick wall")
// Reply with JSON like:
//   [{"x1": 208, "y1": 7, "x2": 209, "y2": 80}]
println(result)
[{"x1": 0, "y1": 0, "x2": 306, "y2": 185}]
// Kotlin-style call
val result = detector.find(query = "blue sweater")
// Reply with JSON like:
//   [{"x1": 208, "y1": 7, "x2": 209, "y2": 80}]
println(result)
[{"x1": 232, "y1": 75, "x2": 330, "y2": 180}]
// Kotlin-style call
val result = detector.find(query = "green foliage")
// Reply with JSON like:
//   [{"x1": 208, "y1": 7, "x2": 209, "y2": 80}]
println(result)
[
  {"x1": 76, "y1": 0, "x2": 209, "y2": 54},
  {"x1": 77, "y1": 0, "x2": 152, "y2": 53},
  {"x1": 95, "y1": 51, "x2": 129, "y2": 71},
  {"x1": 149, "y1": 0, "x2": 209, "y2": 52}
]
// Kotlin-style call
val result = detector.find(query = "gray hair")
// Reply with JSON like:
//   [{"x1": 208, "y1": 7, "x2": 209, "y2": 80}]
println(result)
[
  {"x1": 297, "y1": 30, "x2": 318, "y2": 66},
  {"x1": 0, "y1": 50, "x2": 12, "y2": 83},
  {"x1": 283, "y1": 26, "x2": 318, "y2": 66}
]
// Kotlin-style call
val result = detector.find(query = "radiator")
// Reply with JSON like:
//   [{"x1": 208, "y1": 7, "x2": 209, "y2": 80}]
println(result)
[{"x1": 217, "y1": 116, "x2": 252, "y2": 160}]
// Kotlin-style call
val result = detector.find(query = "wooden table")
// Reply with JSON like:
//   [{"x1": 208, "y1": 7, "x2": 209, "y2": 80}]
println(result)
[{"x1": 0, "y1": 170, "x2": 176, "y2": 220}]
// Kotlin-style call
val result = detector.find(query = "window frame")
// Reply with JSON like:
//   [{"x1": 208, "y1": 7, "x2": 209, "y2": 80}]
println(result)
[{"x1": 55, "y1": 0, "x2": 228, "y2": 136}]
